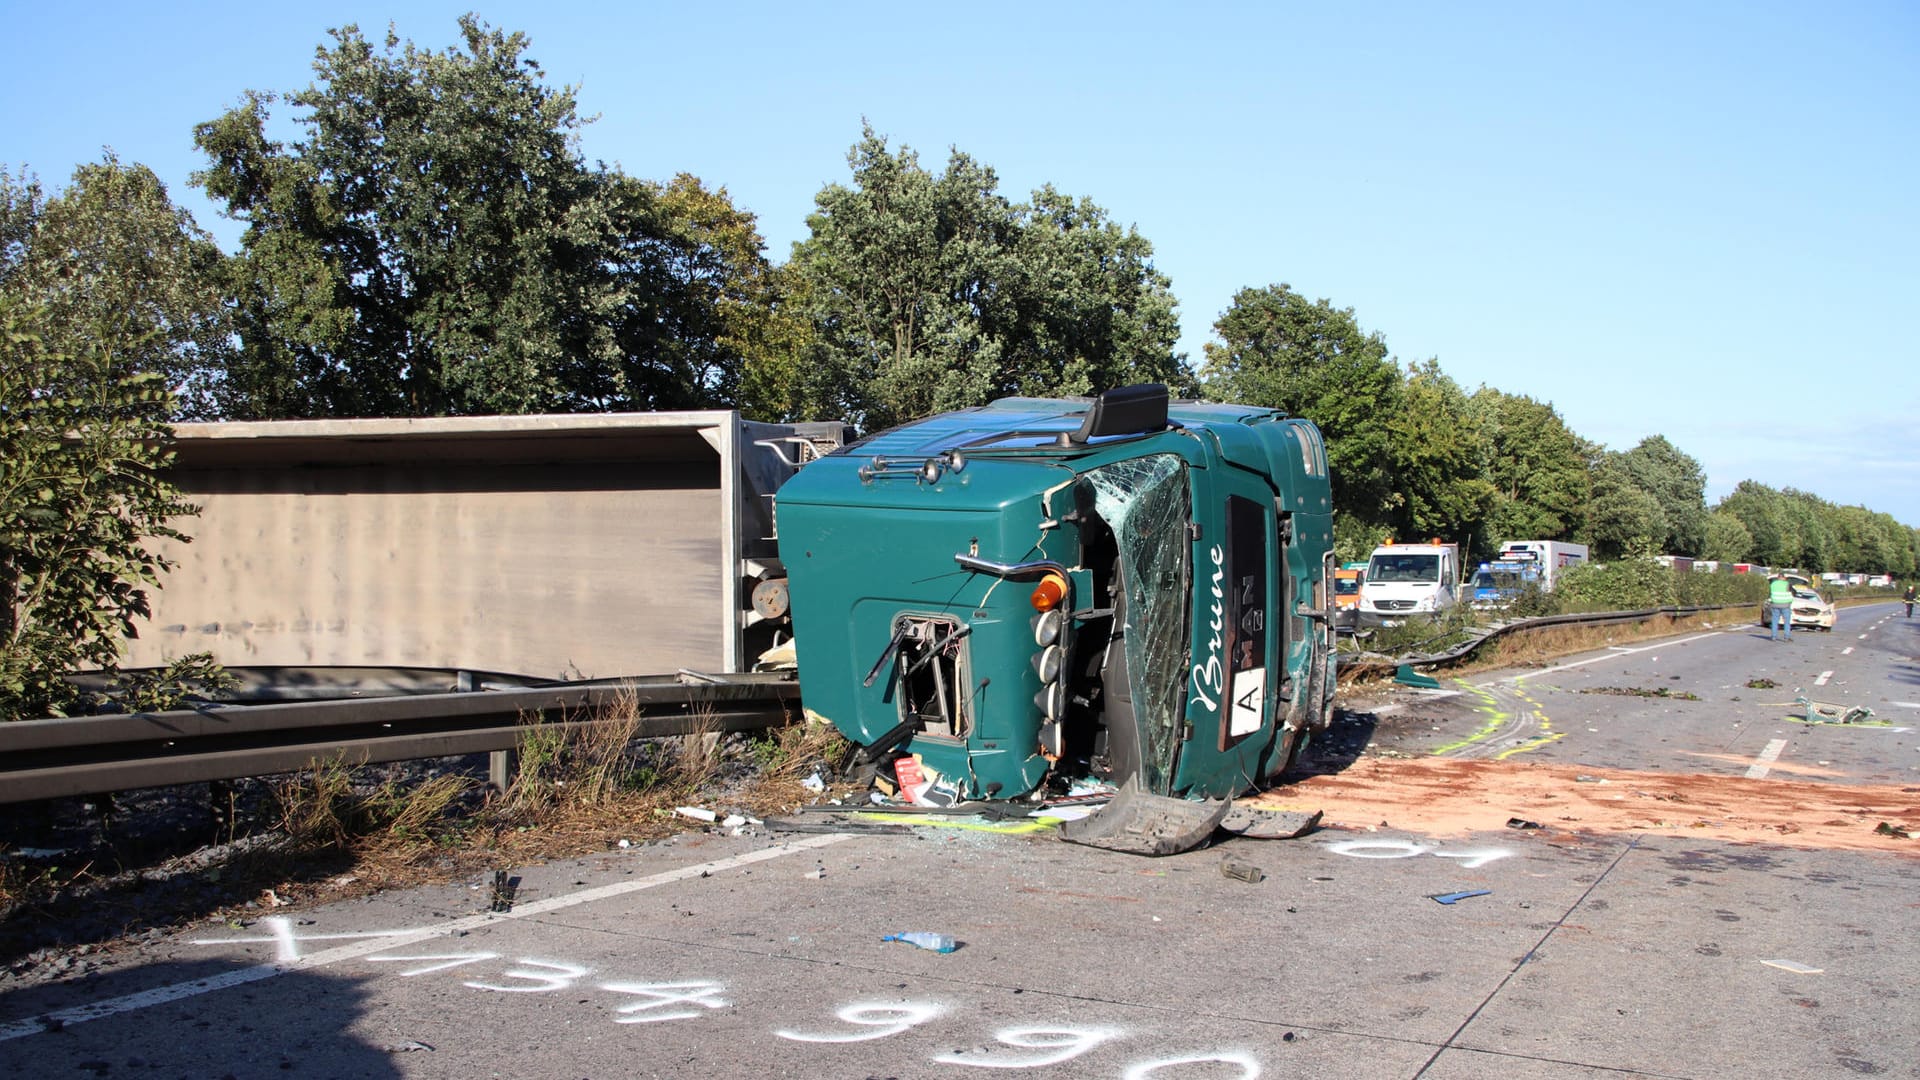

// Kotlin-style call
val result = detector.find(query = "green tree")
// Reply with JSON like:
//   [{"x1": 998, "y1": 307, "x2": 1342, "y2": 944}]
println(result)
[
  {"x1": 1717, "y1": 480, "x2": 1796, "y2": 567},
  {"x1": 1469, "y1": 388, "x2": 1592, "y2": 544},
  {"x1": 195, "y1": 17, "x2": 776, "y2": 419},
  {"x1": 0, "y1": 300, "x2": 200, "y2": 720},
  {"x1": 786, "y1": 126, "x2": 1184, "y2": 430},
  {"x1": 1387, "y1": 360, "x2": 1496, "y2": 548},
  {"x1": 1612, "y1": 435, "x2": 1707, "y2": 556},
  {"x1": 1200, "y1": 284, "x2": 1402, "y2": 536},
  {"x1": 1701, "y1": 510, "x2": 1754, "y2": 564},
  {"x1": 1585, "y1": 457, "x2": 1667, "y2": 560},
  {"x1": 1, "y1": 158, "x2": 231, "y2": 419}
]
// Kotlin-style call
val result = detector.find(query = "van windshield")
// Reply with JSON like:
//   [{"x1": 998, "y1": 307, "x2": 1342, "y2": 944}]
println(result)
[{"x1": 1368, "y1": 554, "x2": 1439, "y2": 583}]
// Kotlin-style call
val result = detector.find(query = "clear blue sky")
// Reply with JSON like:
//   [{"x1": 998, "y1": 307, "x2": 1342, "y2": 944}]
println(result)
[{"x1": 7, "y1": 2, "x2": 1916, "y2": 524}]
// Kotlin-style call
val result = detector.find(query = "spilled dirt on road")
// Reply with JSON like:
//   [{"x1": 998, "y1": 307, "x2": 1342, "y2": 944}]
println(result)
[{"x1": 1248, "y1": 757, "x2": 1920, "y2": 855}]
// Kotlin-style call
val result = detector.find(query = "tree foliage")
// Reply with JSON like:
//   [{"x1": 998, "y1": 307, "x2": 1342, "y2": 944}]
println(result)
[
  {"x1": 782, "y1": 126, "x2": 1185, "y2": 430},
  {"x1": 1470, "y1": 388, "x2": 1592, "y2": 544},
  {"x1": 1387, "y1": 361, "x2": 1497, "y2": 545},
  {"x1": 1201, "y1": 284, "x2": 1402, "y2": 534},
  {"x1": 1611, "y1": 435, "x2": 1707, "y2": 556},
  {"x1": 1, "y1": 158, "x2": 230, "y2": 419},
  {"x1": 1702, "y1": 510, "x2": 1754, "y2": 564},
  {"x1": 194, "y1": 17, "x2": 779, "y2": 419},
  {"x1": 1715, "y1": 480, "x2": 1916, "y2": 575},
  {"x1": 0, "y1": 300, "x2": 201, "y2": 720}
]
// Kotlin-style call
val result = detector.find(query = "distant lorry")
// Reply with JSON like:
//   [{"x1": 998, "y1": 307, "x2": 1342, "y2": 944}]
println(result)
[
  {"x1": 776, "y1": 385, "x2": 1338, "y2": 807},
  {"x1": 1470, "y1": 540, "x2": 1590, "y2": 608},
  {"x1": 1358, "y1": 541, "x2": 1461, "y2": 625}
]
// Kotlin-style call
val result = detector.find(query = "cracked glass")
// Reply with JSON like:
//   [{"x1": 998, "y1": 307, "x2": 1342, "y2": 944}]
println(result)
[{"x1": 1082, "y1": 454, "x2": 1191, "y2": 792}]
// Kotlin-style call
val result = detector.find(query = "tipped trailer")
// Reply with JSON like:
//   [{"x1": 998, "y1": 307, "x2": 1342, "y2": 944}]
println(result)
[{"x1": 775, "y1": 385, "x2": 1338, "y2": 811}]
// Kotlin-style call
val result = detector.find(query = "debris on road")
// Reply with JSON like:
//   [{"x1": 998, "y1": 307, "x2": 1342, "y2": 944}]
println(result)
[
  {"x1": 1219, "y1": 806, "x2": 1323, "y2": 840},
  {"x1": 1798, "y1": 698, "x2": 1877, "y2": 725},
  {"x1": 1056, "y1": 782, "x2": 1232, "y2": 856},
  {"x1": 1580, "y1": 686, "x2": 1700, "y2": 700},
  {"x1": 1429, "y1": 889, "x2": 1491, "y2": 905},
  {"x1": 1760, "y1": 959, "x2": 1823, "y2": 975},
  {"x1": 882, "y1": 931, "x2": 957, "y2": 953},
  {"x1": 1873, "y1": 821, "x2": 1916, "y2": 839},
  {"x1": 1395, "y1": 665, "x2": 1442, "y2": 690},
  {"x1": 674, "y1": 806, "x2": 718, "y2": 823},
  {"x1": 1220, "y1": 859, "x2": 1266, "y2": 883},
  {"x1": 1506, "y1": 817, "x2": 1543, "y2": 830},
  {"x1": 488, "y1": 870, "x2": 518, "y2": 913}
]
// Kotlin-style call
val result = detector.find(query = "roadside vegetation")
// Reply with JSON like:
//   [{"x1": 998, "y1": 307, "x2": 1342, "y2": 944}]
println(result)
[{"x1": 0, "y1": 706, "x2": 851, "y2": 959}]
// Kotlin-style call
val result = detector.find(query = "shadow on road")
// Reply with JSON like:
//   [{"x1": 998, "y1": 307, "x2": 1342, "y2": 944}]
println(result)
[
  {"x1": 1292, "y1": 707, "x2": 1378, "y2": 777},
  {"x1": 0, "y1": 960, "x2": 402, "y2": 1076}
]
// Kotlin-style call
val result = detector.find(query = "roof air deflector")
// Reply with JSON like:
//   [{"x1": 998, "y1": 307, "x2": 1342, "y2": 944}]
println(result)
[{"x1": 1068, "y1": 384, "x2": 1170, "y2": 445}]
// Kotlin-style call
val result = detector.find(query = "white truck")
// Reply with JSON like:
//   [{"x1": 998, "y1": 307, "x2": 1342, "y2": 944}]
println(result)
[
  {"x1": 1358, "y1": 541, "x2": 1461, "y2": 626},
  {"x1": 1471, "y1": 540, "x2": 1589, "y2": 608}
]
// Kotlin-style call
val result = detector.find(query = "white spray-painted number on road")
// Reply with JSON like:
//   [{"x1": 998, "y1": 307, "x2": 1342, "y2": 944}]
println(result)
[
  {"x1": 367, "y1": 952, "x2": 500, "y2": 977},
  {"x1": 1123, "y1": 1052, "x2": 1262, "y2": 1078},
  {"x1": 776, "y1": 1002, "x2": 944, "y2": 1043},
  {"x1": 464, "y1": 959, "x2": 589, "y2": 993},
  {"x1": 1324, "y1": 839, "x2": 1513, "y2": 868},
  {"x1": 602, "y1": 980, "x2": 730, "y2": 1023},
  {"x1": 934, "y1": 1026, "x2": 1123, "y2": 1069}
]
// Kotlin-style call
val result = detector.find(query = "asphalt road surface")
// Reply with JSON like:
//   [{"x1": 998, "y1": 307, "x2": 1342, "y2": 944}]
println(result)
[{"x1": 3, "y1": 603, "x2": 1916, "y2": 1079}]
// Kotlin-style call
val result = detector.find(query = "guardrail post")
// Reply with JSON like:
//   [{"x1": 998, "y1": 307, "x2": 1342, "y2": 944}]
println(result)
[{"x1": 489, "y1": 748, "x2": 516, "y2": 794}]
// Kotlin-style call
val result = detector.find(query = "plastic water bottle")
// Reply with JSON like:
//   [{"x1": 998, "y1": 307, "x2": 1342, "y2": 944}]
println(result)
[{"x1": 882, "y1": 932, "x2": 957, "y2": 953}]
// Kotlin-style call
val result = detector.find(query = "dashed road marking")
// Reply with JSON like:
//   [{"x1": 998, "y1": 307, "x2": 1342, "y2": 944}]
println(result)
[
  {"x1": 1842, "y1": 647, "x2": 1854, "y2": 655},
  {"x1": 1745, "y1": 738, "x2": 1788, "y2": 779},
  {"x1": 1814, "y1": 671, "x2": 1833, "y2": 686}
]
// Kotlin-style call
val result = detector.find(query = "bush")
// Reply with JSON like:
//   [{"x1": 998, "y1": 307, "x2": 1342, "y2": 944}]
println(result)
[{"x1": 1553, "y1": 558, "x2": 1678, "y2": 612}]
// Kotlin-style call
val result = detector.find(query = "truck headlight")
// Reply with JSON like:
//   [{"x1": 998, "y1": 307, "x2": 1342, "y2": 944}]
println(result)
[{"x1": 1033, "y1": 644, "x2": 1064, "y2": 683}]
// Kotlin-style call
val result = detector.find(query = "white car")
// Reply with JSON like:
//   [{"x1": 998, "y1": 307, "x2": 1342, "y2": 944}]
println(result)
[{"x1": 1758, "y1": 583, "x2": 1836, "y2": 631}]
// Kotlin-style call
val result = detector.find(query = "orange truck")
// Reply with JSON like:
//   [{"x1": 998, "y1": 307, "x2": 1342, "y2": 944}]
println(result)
[{"x1": 1333, "y1": 562, "x2": 1364, "y2": 631}]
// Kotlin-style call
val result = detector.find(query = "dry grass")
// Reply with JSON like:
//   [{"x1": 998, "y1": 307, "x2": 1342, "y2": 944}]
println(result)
[
  {"x1": 1339, "y1": 609, "x2": 1733, "y2": 692},
  {"x1": 245, "y1": 702, "x2": 853, "y2": 905}
]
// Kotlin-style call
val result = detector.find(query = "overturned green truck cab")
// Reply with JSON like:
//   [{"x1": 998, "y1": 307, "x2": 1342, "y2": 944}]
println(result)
[{"x1": 776, "y1": 385, "x2": 1336, "y2": 803}]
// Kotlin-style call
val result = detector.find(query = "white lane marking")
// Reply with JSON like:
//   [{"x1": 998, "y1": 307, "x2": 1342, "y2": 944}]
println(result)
[
  {"x1": 1842, "y1": 647, "x2": 1854, "y2": 655},
  {"x1": 1746, "y1": 738, "x2": 1788, "y2": 779},
  {"x1": 1858, "y1": 633, "x2": 1869, "y2": 639},
  {"x1": 0, "y1": 834, "x2": 851, "y2": 1042},
  {"x1": 1500, "y1": 631, "x2": 1723, "y2": 683},
  {"x1": 1814, "y1": 671, "x2": 1833, "y2": 687},
  {"x1": 1892, "y1": 702, "x2": 1920, "y2": 710}
]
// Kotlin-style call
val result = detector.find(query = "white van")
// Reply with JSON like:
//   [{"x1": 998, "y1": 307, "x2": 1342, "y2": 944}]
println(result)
[{"x1": 1359, "y1": 542, "x2": 1460, "y2": 626}]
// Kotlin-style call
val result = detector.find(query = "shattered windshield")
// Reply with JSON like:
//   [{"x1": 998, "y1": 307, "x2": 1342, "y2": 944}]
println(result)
[{"x1": 1082, "y1": 454, "x2": 1190, "y2": 793}]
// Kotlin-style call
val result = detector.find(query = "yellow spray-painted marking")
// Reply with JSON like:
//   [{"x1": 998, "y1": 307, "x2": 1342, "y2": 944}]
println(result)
[
  {"x1": 1431, "y1": 680, "x2": 1511, "y2": 755},
  {"x1": 850, "y1": 812, "x2": 1061, "y2": 835},
  {"x1": 1494, "y1": 685, "x2": 1564, "y2": 760}
]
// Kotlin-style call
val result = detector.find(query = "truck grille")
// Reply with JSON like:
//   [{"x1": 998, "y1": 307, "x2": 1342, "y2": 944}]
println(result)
[{"x1": 1374, "y1": 600, "x2": 1416, "y2": 612}]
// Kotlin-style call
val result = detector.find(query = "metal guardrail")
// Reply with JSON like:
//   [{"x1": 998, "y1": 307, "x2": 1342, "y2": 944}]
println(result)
[
  {"x1": 0, "y1": 673, "x2": 799, "y2": 805},
  {"x1": 1340, "y1": 603, "x2": 1749, "y2": 678}
]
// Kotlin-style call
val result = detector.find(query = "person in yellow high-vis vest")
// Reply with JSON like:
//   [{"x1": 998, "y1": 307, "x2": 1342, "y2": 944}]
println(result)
[{"x1": 1768, "y1": 574, "x2": 1795, "y2": 642}]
